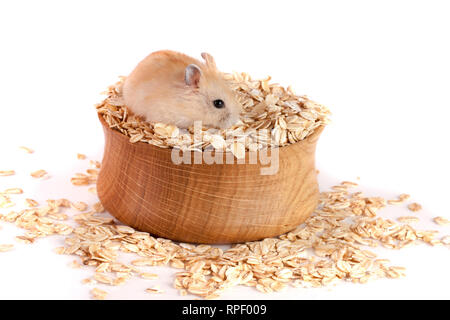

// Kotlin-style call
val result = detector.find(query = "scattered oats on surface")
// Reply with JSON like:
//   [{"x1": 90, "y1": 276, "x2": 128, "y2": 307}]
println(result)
[
  {"x1": 19, "y1": 146, "x2": 34, "y2": 154},
  {"x1": 3, "y1": 188, "x2": 23, "y2": 194},
  {"x1": 397, "y1": 216, "x2": 420, "y2": 224},
  {"x1": 95, "y1": 262, "x2": 110, "y2": 273},
  {"x1": 88, "y1": 187, "x2": 97, "y2": 195},
  {"x1": 179, "y1": 289, "x2": 187, "y2": 296},
  {"x1": 140, "y1": 273, "x2": 159, "y2": 280},
  {"x1": 171, "y1": 259, "x2": 185, "y2": 269},
  {"x1": 77, "y1": 153, "x2": 86, "y2": 160},
  {"x1": 1, "y1": 173, "x2": 446, "y2": 299},
  {"x1": 1, "y1": 129, "x2": 448, "y2": 300},
  {"x1": 93, "y1": 202, "x2": 104, "y2": 213},
  {"x1": 70, "y1": 201, "x2": 88, "y2": 212},
  {"x1": 399, "y1": 194, "x2": 411, "y2": 201},
  {"x1": 54, "y1": 247, "x2": 66, "y2": 255},
  {"x1": 408, "y1": 203, "x2": 422, "y2": 212},
  {"x1": 2, "y1": 201, "x2": 16, "y2": 210},
  {"x1": 94, "y1": 273, "x2": 113, "y2": 285},
  {"x1": 0, "y1": 195, "x2": 15, "y2": 208},
  {"x1": 341, "y1": 181, "x2": 358, "y2": 187},
  {"x1": 15, "y1": 236, "x2": 35, "y2": 244},
  {"x1": 89, "y1": 160, "x2": 101, "y2": 169},
  {"x1": 388, "y1": 194, "x2": 411, "y2": 205},
  {"x1": 25, "y1": 198, "x2": 39, "y2": 207},
  {"x1": 82, "y1": 278, "x2": 97, "y2": 285},
  {"x1": 146, "y1": 286, "x2": 164, "y2": 294},
  {"x1": 441, "y1": 236, "x2": 450, "y2": 245},
  {"x1": 86, "y1": 169, "x2": 99, "y2": 176},
  {"x1": 433, "y1": 216, "x2": 450, "y2": 226},
  {"x1": 30, "y1": 170, "x2": 48, "y2": 178},
  {"x1": 70, "y1": 170, "x2": 97, "y2": 186},
  {"x1": 91, "y1": 288, "x2": 108, "y2": 300},
  {"x1": 115, "y1": 225, "x2": 135, "y2": 234},
  {"x1": 0, "y1": 170, "x2": 15, "y2": 176},
  {"x1": 0, "y1": 244, "x2": 14, "y2": 252},
  {"x1": 69, "y1": 260, "x2": 82, "y2": 269},
  {"x1": 71, "y1": 177, "x2": 89, "y2": 186}
]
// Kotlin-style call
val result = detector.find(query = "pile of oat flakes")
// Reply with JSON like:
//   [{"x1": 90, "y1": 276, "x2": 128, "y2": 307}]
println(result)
[
  {"x1": 1, "y1": 150, "x2": 449, "y2": 299},
  {"x1": 96, "y1": 73, "x2": 331, "y2": 158}
]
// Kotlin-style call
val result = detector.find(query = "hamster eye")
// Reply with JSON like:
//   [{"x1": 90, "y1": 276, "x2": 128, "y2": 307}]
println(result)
[{"x1": 213, "y1": 99, "x2": 225, "y2": 109}]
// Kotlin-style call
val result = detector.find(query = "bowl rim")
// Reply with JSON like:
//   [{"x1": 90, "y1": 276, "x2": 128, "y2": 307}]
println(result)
[{"x1": 97, "y1": 112, "x2": 324, "y2": 155}]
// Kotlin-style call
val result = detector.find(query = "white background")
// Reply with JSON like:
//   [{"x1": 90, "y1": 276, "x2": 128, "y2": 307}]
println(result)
[{"x1": 0, "y1": 0, "x2": 449, "y2": 299}]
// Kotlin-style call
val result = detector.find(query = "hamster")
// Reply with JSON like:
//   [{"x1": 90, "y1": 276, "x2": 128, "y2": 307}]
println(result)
[{"x1": 122, "y1": 50, "x2": 242, "y2": 129}]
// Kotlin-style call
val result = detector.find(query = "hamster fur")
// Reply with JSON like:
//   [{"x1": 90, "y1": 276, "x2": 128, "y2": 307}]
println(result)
[{"x1": 122, "y1": 50, "x2": 242, "y2": 129}]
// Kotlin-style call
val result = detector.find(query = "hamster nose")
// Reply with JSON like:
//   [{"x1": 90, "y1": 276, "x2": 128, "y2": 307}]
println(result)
[{"x1": 220, "y1": 113, "x2": 239, "y2": 129}]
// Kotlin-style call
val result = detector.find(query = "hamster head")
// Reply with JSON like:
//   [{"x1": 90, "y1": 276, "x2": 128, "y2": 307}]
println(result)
[{"x1": 183, "y1": 53, "x2": 242, "y2": 129}]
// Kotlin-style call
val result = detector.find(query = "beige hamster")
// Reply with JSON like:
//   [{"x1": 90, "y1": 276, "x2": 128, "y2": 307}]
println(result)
[{"x1": 122, "y1": 50, "x2": 242, "y2": 129}]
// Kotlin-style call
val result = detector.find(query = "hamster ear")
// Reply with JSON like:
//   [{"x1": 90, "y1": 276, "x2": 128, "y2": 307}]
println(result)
[
  {"x1": 185, "y1": 64, "x2": 202, "y2": 88},
  {"x1": 201, "y1": 52, "x2": 217, "y2": 69}
]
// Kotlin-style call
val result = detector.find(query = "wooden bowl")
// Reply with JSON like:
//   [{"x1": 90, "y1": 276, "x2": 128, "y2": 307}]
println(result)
[{"x1": 97, "y1": 114, "x2": 324, "y2": 244}]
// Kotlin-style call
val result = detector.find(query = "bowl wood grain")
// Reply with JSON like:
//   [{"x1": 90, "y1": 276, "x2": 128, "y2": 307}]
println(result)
[{"x1": 97, "y1": 114, "x2": 323, "y2": 243}]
